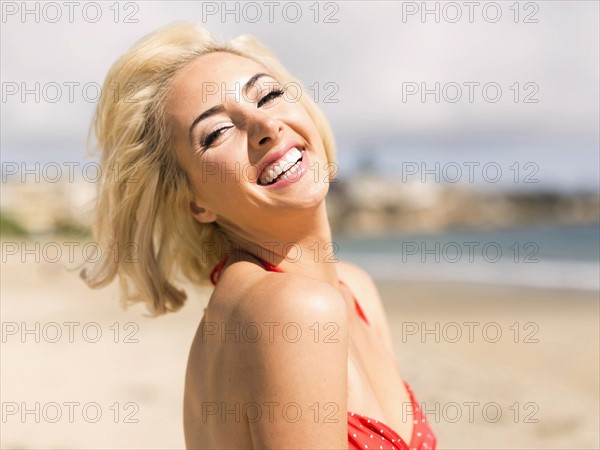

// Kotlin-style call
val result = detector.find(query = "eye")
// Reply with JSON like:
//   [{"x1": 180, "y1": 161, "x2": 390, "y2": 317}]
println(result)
[
  {"x1": 200, "y1": 125, "x2": 233, "y2": 149},
  {"x1": 257, "y1": 87, "x2": 285, "y2": 108}
]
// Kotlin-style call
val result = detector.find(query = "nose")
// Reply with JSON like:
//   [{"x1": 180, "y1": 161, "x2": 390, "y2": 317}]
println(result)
[{"x1": 246, "y1": 108, "x2": 283, "y2": 150}]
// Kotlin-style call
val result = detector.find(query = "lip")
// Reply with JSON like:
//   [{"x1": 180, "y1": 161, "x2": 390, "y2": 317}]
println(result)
[
  {"x1": 256, "y1": 141, "x2": 305, "y2": 183},
  {"x1": 259, "y1": 148, "x2": 309, "y2": 189}
]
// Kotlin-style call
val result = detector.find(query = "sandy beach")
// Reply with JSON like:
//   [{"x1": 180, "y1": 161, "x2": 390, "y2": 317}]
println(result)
[{"x1": 1, "y1": 254, "x2": 598, "y2": 449}]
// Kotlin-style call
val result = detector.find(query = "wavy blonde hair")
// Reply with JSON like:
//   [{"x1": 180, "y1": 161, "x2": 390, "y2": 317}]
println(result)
[{"x1": 81, "y1": 22, "x2": 337, "y2": 315}]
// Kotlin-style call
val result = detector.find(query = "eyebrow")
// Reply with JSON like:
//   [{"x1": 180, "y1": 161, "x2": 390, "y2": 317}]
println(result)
[{"x1": 188, "y1": 72, "x2": 273, "y2": 141}]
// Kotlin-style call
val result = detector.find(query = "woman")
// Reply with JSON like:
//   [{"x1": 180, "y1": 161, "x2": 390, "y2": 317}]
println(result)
[{"x1": 83, "y1": 22, "x2": 436, "y2": 449}]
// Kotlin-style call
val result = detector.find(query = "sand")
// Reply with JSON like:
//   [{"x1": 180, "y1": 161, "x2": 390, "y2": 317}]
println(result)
[
  {"x1": 378, "y1": 281, "x2": 599, "y2": 449},
  {"x1": 1, "y1": 255, "x2": 598, "y2": 449}
]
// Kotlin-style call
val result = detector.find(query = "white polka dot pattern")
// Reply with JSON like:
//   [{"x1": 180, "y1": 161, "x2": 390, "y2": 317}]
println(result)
[{"x1": 347, "y1": 382, "x2": 437, "y2": 450}]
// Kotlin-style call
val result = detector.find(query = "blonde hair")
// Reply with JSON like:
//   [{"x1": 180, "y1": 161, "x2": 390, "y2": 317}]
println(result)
[{"x1": 81, "y1": 22, "x2": 337, "y2": 315}]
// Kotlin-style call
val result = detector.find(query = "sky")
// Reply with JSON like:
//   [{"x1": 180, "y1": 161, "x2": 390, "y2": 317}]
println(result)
[{"x1": 1, "y1": 1, "x2": 598, "y2": 191}]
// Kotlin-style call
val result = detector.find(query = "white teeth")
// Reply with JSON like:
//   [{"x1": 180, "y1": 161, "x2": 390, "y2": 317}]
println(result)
[
  {"x1": 278, "y1": 160, "x2": 301, "y2": 181},
  {"x1": 259, "y1": 147, "x2": 303, "y2": 185}
]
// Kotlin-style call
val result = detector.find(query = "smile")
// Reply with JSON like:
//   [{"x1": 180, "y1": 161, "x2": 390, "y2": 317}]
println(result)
[{"x1": 258, "y1": 147, "x2": 304, "y2": 186}]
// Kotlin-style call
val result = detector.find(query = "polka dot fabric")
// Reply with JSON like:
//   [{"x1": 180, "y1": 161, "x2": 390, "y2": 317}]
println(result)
[
  {"x1": 210, "y1": 257, "x2": 437, "y2": 449},
  {"x1": 348, "y1": 382, "x2": 436, "y2": 450}
]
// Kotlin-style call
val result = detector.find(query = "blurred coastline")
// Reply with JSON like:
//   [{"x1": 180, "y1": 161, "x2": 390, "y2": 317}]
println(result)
[{"x1": 328, "y1": 174, "x2": 599, "y2": 234}]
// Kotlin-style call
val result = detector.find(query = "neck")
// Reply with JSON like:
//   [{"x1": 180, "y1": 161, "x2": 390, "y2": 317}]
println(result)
[{"x1": 220, "y1": 201, "x2": 340, "y2": 288}]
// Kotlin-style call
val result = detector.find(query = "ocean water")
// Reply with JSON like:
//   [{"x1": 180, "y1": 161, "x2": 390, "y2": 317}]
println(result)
[{"x1": 334, "y1": 225, "x2": 600, "y2": 291}]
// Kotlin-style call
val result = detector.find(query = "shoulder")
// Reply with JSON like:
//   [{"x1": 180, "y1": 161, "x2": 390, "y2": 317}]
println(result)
[
  {"x1": 232, "y1": 269, "x2": 349, "y2": 336},
  {"x1": 337, "y1": 259, "x2": 396, "y2": 355},
  {"x1": 337, "y1": 259, "x2": 378, "y2": 292},
  {"x1": 336, "y1": 259, "x2": 381, "y2": 314},
  {"x1": 214, "y1": 259, "x2": 350, "y2": 358},
  {"x1": 221, "y1": 268, "x2": 349, "y2": 444}
]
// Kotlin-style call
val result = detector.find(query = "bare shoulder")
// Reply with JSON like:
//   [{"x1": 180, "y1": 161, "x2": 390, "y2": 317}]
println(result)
[
  {"x1": 228, "y1": 265, "x2": 348, "y2": 322},
  {"x1": 336, "y1": 259, "x2": 379, "y2": 294},
  {"x1": 336, "y1": 259, "x2": 382, "y2": 315},
  {"x1": 336, "y1": 259, "x2": 396, "y2": 356},
  {"x1": 209, "y1": 259, "x2": 350, "y2": 346},
  {"x1": 222, "y1": 270, "x2": 349, "y2": 445}
]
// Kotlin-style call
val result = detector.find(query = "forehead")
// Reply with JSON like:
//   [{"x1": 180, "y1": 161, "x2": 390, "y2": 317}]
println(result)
[
  {"x1": 167, "y1": 52, "x2": 271, "y2": 127},
  {"x1": 170, "y1": 52, "x2": 269, "y2": 102}
]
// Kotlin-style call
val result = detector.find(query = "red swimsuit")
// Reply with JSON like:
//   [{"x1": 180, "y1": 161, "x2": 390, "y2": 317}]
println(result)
[{"x1": 210, "y1": 257, "x2": 437, "y2": 450}]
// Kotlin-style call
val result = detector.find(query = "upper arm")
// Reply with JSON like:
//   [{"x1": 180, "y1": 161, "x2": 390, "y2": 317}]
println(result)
[
  {"x1": 235, "y1": 274, "x2": 349, "y2": 448},
  {"x1": 337, "y1": 260, "x2": 397, "y2": 358}
]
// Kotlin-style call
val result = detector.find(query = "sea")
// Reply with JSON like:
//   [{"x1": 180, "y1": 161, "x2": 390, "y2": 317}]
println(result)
[{"x1": 334, "y1": 224, "x2": 600, "y2": 291}]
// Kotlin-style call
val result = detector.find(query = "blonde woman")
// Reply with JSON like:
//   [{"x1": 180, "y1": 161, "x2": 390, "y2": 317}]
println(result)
[{"x1": 84, "y1": 22, "x2": 436, "y2": 449}]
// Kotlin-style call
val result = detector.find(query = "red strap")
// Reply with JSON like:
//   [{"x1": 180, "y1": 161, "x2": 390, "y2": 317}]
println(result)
[
  {"x1": 339, "y1": 279, "x2": 369, "y2": 325},
  {"x1": 353, "y1": 298, "x2": 370, "y2": 325},
  {"x1": 257, "y1": 259, "x2": 285, "y2": 273},
  {"x1": 210, "y1": 256, "x2": 284, "y2": 285},
  {"x1": 209, "y1": 257, "x2": 228, "y2": 286}
]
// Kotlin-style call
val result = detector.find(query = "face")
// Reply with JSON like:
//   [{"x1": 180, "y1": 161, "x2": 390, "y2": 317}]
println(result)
[{"x1": 167, "y1": 52, "x2": 330, "y2": 237}]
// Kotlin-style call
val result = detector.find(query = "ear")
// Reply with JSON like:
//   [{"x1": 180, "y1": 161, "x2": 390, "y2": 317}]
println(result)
[{"x1": 190, "y1": 201, "x2": 217, "y2": 223}]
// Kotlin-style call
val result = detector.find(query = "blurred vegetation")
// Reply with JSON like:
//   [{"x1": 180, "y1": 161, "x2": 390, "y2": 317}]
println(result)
[
  {"x1": 0, "y1": 211, "x2": 92, "y2": 239},
  {"x1": 0, "y1": 211, "x2": 29, "y2": 237},
  {"x1": 54, "y1": 220, "x2": 92, "y2": 239}
]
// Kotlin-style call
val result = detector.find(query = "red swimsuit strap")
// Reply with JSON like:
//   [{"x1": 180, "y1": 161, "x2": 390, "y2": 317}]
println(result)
[
  {"x1": 340, "y1": 279, "x2": 369, "y2": 325},
  {"x1": 209, "y1": 256, "x2": 369, "y2": 325},
  {"x1": 209, "y1": 258, "x2": 228, "y2": 286},
  {"x1": 210, "y1": 256, "x2": 284, "y2": 285}
]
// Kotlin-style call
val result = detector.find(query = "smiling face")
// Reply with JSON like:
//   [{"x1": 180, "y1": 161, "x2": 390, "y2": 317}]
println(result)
[{"x1": 167, "y1": 52, "x2": 330, "y2": 238}]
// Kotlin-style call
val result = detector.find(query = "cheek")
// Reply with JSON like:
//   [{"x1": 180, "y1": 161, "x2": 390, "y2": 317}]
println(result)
[
  {"x1": 187, "y1": 153, "x2": 253, "y2": 207},
  {"x1": 285, "y1": 104, "x2": 322, "y2": 141}
]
